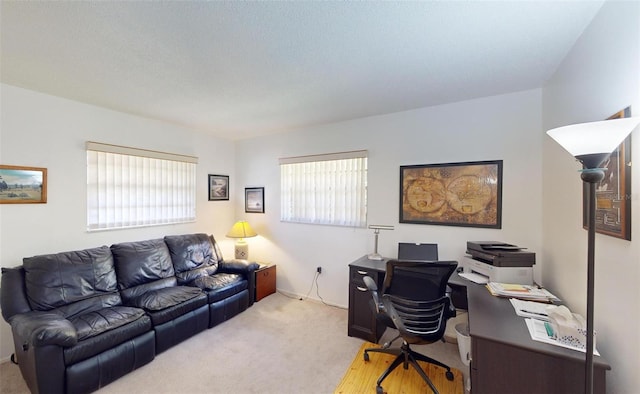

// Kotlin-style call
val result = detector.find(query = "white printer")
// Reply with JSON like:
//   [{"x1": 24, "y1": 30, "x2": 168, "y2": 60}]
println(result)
[
  {"x1": 461, "y1": 256, "x2": 533, "y2": 285},
  {"x1": 461, "y1": 242, "x2": 535, "y2": 285}
]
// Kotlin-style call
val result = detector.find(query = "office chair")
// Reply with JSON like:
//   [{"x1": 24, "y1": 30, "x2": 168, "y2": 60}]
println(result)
[{"x1": 363, "y1": 260, "x2": 457, "y2": 394}]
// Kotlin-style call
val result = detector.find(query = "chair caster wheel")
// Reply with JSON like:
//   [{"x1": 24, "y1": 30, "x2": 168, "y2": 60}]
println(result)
[
  {"x1": 446, "y1": 370, "x2": 454, "y2": 381},
  {"x1": 363, "y1": 352, "x2": 369, "y2": 362},
  {"x1": 376, "y1": 385, "x2": 384, "y2": 394}
]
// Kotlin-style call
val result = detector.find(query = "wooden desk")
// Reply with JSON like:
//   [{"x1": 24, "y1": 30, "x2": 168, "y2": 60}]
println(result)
[
  {"x1": 347, "y1": 255, "x2": 611, "y2": 393},
  {"x1": 467, "y1": 282, "x2": 610, "y2": 394}
]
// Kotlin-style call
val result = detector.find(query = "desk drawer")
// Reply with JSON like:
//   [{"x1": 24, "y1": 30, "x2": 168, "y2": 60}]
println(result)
[{"x1": 350, "y1": 267, "x2": 379, "y2": 285}]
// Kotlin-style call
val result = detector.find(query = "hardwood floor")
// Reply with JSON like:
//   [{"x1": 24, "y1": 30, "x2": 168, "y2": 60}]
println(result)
[{"x1": 335, "y1": 342, "x2": 464, "y2": 394}]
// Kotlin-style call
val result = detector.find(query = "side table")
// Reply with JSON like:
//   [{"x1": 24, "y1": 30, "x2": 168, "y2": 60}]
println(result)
[{"x1": 255, "y1": 264, "x2": 276, "y2": 301}]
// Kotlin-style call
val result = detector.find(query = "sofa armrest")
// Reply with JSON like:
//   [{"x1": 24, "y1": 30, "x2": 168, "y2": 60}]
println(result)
[
  {"x1": 218, "y1": 259, "x2": 260, "y2": 274},
  {"x1": 11, "y1": 311, "x2": 78, "y2": 348},
  {"x1": 218, "y1": 260, "x2": 260, "y2": 306}
]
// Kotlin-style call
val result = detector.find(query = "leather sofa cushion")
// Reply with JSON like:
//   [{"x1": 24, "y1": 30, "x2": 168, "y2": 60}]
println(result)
[
  {"x1": 70, "y1": 306, "x2": 147, "y2": 341},
  {"x1": 164, "y1": 234, "x2": 219, "y2": 285},
  {"x1": 23, "y1": 246, "x2": 120, "y2": 312},
  {"x1": 128, "y1": 286, "x2": 202, "y2": 311},
  {"x1": 56, "y1": 293, "x2": 122, "y2": 321},
  {"x1": 127, "y1": 286, "x2": 207, "y2": 326},
  {"x1": 111, "y1": 239, "x2": 175, "y2": 290},
  {"x1": 192, "y1": 273, "x2": 247, "y2": 303},
  {"x1": 64, "y1": 313, "x2": 152, "y2": 365}
]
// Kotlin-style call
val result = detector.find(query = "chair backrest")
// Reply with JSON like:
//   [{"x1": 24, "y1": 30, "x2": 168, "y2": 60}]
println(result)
[
  {"x1": 382, "y1": 260, "x2": 457, "y2": 301},
  {"x1": 397, "y1": 242, "x2": 438, "y2": 261},
  {"x1": 383, "y1": 293, "x2": 450, "y2": 344}
]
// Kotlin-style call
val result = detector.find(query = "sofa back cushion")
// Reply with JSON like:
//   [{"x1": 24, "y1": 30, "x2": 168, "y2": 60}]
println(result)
[
  {"x1": 22, "y1": 246, "x2": 121, "y2": 318},
  {"x1": 164, "y1": 234, "x2": 220, "y2": 285},
  {"x1": 111, "y1": 239, "x2": 177, "y2": 302}
]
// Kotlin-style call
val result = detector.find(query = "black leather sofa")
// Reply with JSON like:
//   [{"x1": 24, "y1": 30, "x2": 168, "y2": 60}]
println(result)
[{"x1": 1, "y1": 233, "x2": 259, "y2": 394}]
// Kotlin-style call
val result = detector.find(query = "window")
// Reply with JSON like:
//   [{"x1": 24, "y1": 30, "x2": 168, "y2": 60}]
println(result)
[
  {"x1": 86, "y1": 142, "x2": 197, "y2": 231},
  {"x1": 280, "y1": 150, "x2": 367, "y2": 227}
]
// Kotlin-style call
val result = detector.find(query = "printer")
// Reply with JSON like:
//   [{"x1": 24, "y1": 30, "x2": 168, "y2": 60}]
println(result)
[{"x1": 462, "y1": 241, "x2": 535, "y2": 285}]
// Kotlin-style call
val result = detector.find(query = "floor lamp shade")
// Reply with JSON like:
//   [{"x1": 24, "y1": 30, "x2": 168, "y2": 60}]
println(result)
[
  {"x1": 546, "y1": 116, "x2": 639, "y2": 394},
  {"x1": 226, "y1": 221, "x2": 257, "y2": 260},
  {"x1": 547, "y1": 117, "x2": 639, "y2": 168}
]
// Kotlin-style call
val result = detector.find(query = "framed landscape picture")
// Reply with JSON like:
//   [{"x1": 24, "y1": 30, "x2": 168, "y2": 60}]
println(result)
[
  {"x1": 208, "y1": 174, "x2": 229, "y2": 201},
  {"x1": 245, "y1": 187, "x2": 264, "y2": 213},
  {"x1": 400, "y1": 160, "x2": 502, "y2": 228},
  {"x1": 0, "y1": 165, "x2": 47, "y2": 204},
  {"x1": 582, "y1": 107, "x2": 632, "y2": 240}
]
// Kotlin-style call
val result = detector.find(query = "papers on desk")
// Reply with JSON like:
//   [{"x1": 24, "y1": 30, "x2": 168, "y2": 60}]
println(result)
[
  {"x1": 486, "y1": 282, "x2": 560, "y2": 302},
  {"x1": 509, "y1": 298, "x2": 551, "y2": 321},
  {"x1": 525, "y1": 318, "x2": 600, "y2": 355}
]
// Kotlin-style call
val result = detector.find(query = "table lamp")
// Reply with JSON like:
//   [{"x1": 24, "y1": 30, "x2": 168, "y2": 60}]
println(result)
[
  {"x1": 367, "y1": 224, "x2": 394, "y2": 260},
  {"x1": 226, "y1": 220, "x2": 257, "y2": 260},
  {"x1": 547, "y1": 116, "x2": 639, "y2": 394}
]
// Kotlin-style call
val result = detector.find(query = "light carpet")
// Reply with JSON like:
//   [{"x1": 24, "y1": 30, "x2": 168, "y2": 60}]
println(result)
[
  {"x1": 0, "y1": 293, "x2": 467, "y2": 393},
  {"x1": 335, "y1": 342, "x2": 464, "y2": 394}
]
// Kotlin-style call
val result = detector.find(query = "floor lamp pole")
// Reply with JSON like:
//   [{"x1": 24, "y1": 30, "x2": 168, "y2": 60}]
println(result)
[
  {"x1": 546, "y1": 116, "x2": 640, "y2": 394},
  {"x1": 583, "y1": 170, "x2": 603, "y2": 394}
]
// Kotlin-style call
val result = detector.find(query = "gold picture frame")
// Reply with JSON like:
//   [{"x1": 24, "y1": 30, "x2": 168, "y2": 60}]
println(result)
[{"x1": 0, "y1": 165, "x2": 47, "y2": 204}]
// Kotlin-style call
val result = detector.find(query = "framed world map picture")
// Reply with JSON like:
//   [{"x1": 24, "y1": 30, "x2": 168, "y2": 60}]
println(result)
[{"x1": 400, "y1": 160, "x2": 503, "y2": 228}]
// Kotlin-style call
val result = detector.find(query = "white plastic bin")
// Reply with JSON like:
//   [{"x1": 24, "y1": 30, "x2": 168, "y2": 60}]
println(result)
[{"x1": 455, "y1": 323, "x2": 471, "y2": 366}]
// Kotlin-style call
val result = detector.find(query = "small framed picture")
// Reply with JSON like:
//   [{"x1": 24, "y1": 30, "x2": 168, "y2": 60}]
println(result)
[
  {"x1": 245, "y1": 187, "x2": 264, "y2": 213},
  {"x1": 0, "y1": 165, "x2": 47, "y2": 204},
  {"x1": 208, "y1": 174, "x2": 229, "y2": 201}
]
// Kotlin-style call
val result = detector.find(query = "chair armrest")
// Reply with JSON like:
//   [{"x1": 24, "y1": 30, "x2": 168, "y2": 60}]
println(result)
[
  {"x1": 11, "y1": 311, "x2": 77, "y2": 348},
  {"x1": 363, "y1": 276, "x2": 385, "y2": 314}
]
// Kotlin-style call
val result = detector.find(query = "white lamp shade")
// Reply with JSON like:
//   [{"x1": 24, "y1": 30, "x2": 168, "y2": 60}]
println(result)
[{"x1": 547, "y1": 117, "x2": 639, "y2": 157}]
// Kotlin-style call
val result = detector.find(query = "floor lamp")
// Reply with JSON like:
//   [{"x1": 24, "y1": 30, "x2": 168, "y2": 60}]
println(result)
[{"x1": 547, "y1": 116, "x2": 639, "y2": 394}]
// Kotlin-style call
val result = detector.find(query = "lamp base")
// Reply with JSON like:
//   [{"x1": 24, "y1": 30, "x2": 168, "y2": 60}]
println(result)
[
  {"x1": 234, "y1": 242, "x2": 249, "y2": 260},
  {"x1": 368, "y1": 253, "x2": 383, "y2": 261}
]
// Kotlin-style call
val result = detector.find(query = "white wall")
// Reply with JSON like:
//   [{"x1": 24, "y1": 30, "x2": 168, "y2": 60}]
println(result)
[
  {"x1": 0, "y1": 84, "x2": 239, "y2": 361},
  {"x1": 235, "y1": 89, "x2": 543, "y2": 307},
  {"x1": 542, "y1": 2, "x2": 640, "y2": 393}
]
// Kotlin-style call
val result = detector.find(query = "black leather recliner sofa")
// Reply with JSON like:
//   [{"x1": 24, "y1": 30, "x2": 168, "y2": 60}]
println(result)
[{"x1": 1, "y1": 233, "x2": 259, "y2": 394}]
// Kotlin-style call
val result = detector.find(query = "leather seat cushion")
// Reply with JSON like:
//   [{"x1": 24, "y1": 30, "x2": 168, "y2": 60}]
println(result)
[
  {"x1": 128, "y1": 286, "x2": 203, "y2": 311},
  {"x1": 70, "y1": 306, "x2": 147, "y2": 341},
  {"x1": 128, "y1": 287, "x2": 207, "y2": 326},
  {"x1": 191, "y1": 273, "x2": 247, "y2": 303},
  {"x1": 64, "y1": 313, "x2": 152, "y2": 365}
]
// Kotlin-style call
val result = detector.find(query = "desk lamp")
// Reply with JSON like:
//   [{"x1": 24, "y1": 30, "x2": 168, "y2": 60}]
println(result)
[
  {"x1": 367, "y1": 224, "x2": 394, "y2": 260},
  {"x1": 547, "y1": 116, "x2": 639, "y2": 394},
  {"x1": 226, "y1": 220, "x2": 257, "y2": 260}
]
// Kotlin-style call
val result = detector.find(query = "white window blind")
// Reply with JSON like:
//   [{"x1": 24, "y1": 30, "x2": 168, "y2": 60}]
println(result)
[
  {"x1": 280, "y1": 150, "x2": 367, "y2": 227},
  {"x1": 86, "y1": 142, "x2": 197, "y2": 231}
]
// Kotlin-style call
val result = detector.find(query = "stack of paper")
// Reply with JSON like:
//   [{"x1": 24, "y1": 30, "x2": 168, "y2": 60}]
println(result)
[{"x1": 486, "y1": 282, "x2": 559, "y2": 302}]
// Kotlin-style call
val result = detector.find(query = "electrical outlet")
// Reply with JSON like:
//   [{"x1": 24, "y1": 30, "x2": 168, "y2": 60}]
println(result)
[{"x1": 316, "y1": 266, "x2": 322, "y2": 274}]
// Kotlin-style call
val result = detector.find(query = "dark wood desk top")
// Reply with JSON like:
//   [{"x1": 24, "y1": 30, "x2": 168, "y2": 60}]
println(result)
[
  {"x1": 348, "y1": 255, "x2": 387, "y2": 271},
  {"x1": 466, "y1": 281, "x2": 610, "y2": 369}
]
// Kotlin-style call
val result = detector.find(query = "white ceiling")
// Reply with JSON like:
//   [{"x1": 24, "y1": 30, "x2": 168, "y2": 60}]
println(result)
[{"x1": 1, "y1": 1, "x2": 604, "y2": 141}]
